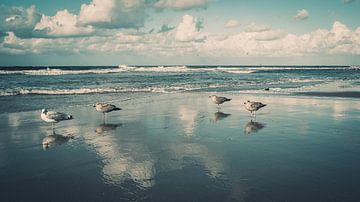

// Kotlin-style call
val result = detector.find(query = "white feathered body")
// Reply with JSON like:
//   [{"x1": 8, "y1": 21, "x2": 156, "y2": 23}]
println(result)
[
  {"x1": 244, "y1": 101, "x2": 267, "y2": 112},
  {"x1": 41, "y1": 109, "x2": 73, "y2": 123},
  {"x1": 209, "y1": 95, "x2": 232, "y2": 105},
  {"x1": 95, "y1": 103, "x2": 121, "y2": 113}
]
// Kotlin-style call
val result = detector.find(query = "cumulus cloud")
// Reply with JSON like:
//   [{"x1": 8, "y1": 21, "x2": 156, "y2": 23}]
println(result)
[
  {"x1": 1, "y1": 20, "x2": 359, "y2": 59},
  {"x1": 175, "y1": 15, "x2": 205, "y2": 42},
  {"x1": 244, "y1": 23, "x2": 271, "y2": 32},
  {"x1": 224, "y1": 20, "x2": 240, "y2": 28},
  {"x1": 0, "y1": 5, "x2": 41, "y2": 38},
  {"x1": 203, "y1": 21, "x2": 360, "y2": 57},
  {"x1": 34, "y1": 10, "x2": 94, "y2": 38},
  {"x1": 294, "y1": 9, "x2": 309, "y2": 21},
  {"x1": 78, "y1": 0, "x2": 147, "y2": 29},
  {"x1": 154, "y1": 0, "x2": 207, "y2": 10}
]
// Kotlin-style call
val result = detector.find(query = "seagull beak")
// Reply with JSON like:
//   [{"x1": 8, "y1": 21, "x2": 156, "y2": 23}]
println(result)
[{"x1": 92, "y1": 104, "x2": 95, "y2": 107}]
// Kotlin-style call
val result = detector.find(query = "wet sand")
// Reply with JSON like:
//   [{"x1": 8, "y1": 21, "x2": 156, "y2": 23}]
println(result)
[
  {"x1": 0, "y1": 93, "x2": 360, "y2": 201},
  {"x1": 296, "y1": 91, "x2": 360, "y2": 98}
]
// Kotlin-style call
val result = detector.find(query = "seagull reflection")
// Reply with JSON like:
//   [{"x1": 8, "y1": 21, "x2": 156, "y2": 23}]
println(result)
[
  {"x1": 42, "y1": 131, "x2": 74, "y2": 149},
  {"x1": 212, "y1": 111, "x2": 231, "y2": 123},
  {"x1": 95, "y1": 123, "x2": 123, "y2": 134},
  {"x1": 244, "y1": 121, "x2": 266, "y2": 135}
]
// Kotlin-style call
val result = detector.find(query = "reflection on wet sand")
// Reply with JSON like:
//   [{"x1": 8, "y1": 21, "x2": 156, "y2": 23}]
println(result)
[
  {"x1": 178, "y1": 106, "x2": 198, "y2": 137},
  {"x1": 168, "y1": 143, "x2": 226, "y2": 178},
  {"x1": 95, "y1": 123, "x2": 122, "y2": 134},
  {"x1": 212, "y1": 111, "x2": 231, "y2": 123},
  {"x1": 85, "y1": 124, "x2": 155, "y2": 188},
  {"x1": 244, "y1": 121, "x2": 266, "y2": 135},
  {"x1": 42, "y1": 131, "x2": 74, "y2": 149}
]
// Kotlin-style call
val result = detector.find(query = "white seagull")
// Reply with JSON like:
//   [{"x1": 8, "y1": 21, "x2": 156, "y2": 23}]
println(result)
[
  {"x1": 41, "y1": 109, "x2": 73, "y2": 130},
  {"x1": 244, "y1": 100, "x2": 267, "y2": 117},
  {"x1": 209, "y1": 95, "x2": 232, "y2": 108},
  {"x1": 94, "y1": 102, "x2": 121, "y2": 119}
]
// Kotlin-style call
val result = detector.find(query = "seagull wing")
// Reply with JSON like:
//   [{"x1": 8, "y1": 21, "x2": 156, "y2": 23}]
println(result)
[
  {"x1": 101, "y1": 103, "x2": 116, "y2": 111},
  {"x1": 251, "y1": 102, "x2": 266, "y2": 109},
  {"x1": 46, "y1": 111, "x2": 71, "y2": 121},
  {"x1": 218, "y1": 97, "x2": 231, "y2": 102}
]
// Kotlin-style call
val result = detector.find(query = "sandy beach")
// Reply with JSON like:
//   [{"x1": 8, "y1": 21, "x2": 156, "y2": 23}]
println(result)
[{"x1": 0, "y1": 93, "x2": 359, "y2": 201}]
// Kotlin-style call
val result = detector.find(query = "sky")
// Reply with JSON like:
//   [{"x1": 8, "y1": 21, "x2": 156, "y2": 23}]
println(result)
[{"x1": 0, "y1": 0, "x2": 359, "y2": 65}]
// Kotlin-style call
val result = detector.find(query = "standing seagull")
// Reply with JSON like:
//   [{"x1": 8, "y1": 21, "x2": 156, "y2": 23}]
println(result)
[
  {"x1": 244, "y1": 100, "x2": 267, "y2": 118},
  {"x1": 94, "y1": 102, "x2": 121, "y2": 119},
  {"x1": 41, "y1": 109, "x2": 73, "y2": 131},
  {"x1": 209, "y1": 95, "x2": 232, "y2": 108}
]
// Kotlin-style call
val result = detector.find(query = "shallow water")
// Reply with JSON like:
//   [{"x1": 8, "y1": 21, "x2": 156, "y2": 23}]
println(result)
[{"x1": 0, "y1": 93, "x2": 359, "y2": 201}]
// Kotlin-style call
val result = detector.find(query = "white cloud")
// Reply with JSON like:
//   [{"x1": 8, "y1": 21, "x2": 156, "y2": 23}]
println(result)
[
  {"x1": 224, "y1": 20, "x2": 240, "y2": 28},
  {"x1": 251, "y1": 30, "x2": 286, "y2": 41},
  {"x1": 175, "y1": 15, "x2": 205, "y2": 42},
  {"x1": 154, "y1": 0, "x2": 207, "y2": 10},
  {"x1": 294, "y1": 9, "x2": 309, "y2": 21},
  {"x1": 34, "y1": 10, "x2": 94, "y2": 38},
  {"x1": 78, "y1": 0, "x2": 147, "y2": 29},
  {"x1": 202, "y1": 21, "x2": 360, "y2": 57},
  {"x1": 244, "y1": 23, "x2": 271, "y2": 32},
  {"x1": 1, "y1": 21, "x2": 359, "y2": 60},
  {"x1": 0, "y1": 5, "x2": 41, "y2": 38}
]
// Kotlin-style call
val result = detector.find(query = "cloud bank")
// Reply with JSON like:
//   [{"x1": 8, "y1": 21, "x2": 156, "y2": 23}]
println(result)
[{"x1": 0, "y1": 2, "x2": 359, "y2": 63}]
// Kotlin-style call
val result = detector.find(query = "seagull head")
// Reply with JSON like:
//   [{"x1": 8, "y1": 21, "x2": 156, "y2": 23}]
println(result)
[
  {"x1": 209, "y1": 95, "x2": 216, "y2": 98},
  {"x1": 41, "y1": 108, "x2": 48, "y2": 114}
]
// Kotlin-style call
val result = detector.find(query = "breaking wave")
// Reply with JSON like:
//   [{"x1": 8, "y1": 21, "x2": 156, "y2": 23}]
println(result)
[
  {"x1": 0, "y1": 86, "x2": 202, "y2": 96},
  {"x1": 0, "y1": 65, "x2": 356, "y2": 76}
]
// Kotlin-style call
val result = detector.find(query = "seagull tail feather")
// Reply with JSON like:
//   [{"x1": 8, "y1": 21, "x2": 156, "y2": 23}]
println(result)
[{"x1": 113, "y1": 107, "x2": 122, "y2": 111}]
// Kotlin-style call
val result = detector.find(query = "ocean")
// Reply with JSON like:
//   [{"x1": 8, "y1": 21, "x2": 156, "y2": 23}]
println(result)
[{"x1": 0, "y1": 65, "x2": 359, "y2": 113}]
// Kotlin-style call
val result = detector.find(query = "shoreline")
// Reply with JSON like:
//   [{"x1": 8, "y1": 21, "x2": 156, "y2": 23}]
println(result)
[{"x1": 0, "y1": 91, "x2": 359, "y2": 114}]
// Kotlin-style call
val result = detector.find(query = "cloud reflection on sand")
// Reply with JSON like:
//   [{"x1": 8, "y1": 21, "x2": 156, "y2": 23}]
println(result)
[
  {"x1": 167, "y1": 142, "x2": 226, "y2": 178},
  {"x1": 84, "y1": 124, "x2": 156, "y2": 188},
  {"x1": 178, "y1": 106, "x2": 198, "y2": 137}
]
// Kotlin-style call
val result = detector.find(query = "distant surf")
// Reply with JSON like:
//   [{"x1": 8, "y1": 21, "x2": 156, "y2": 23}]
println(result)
[
  {"x1": 0, "y1": 65, "x2": 357, "y2": 75},
  {"x1": 0, "y1": 65, "x2": 358, "y2": 98}
]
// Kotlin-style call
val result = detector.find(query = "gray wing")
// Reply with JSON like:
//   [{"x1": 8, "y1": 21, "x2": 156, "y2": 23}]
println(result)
[
  {"x1": 101, "y1": 103, "x2": 116, "y2": 111},
  {"x1": 251, "y1": 102, "x2": 266, "y2": 109},
  {"x1": 47, "y1": 111, "x2": 70, "y2": 121},
  {"x1": 218, "y1": 97, "x2": 230, "y2": 102}
]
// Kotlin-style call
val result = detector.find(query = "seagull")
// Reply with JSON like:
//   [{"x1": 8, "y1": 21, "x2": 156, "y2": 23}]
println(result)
[
  {"x1": 209, "y1": 95, "x2": 232, "y2": 108},
  {"x1": 244, "y1": 100, "x2": 267, "y2": 118},
  {"x1": 94, "y1": 102, "x2": 121, "y2": 119},
  {"x1": 41, "y1": 109, "x2": 73, "y2": 130}
]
